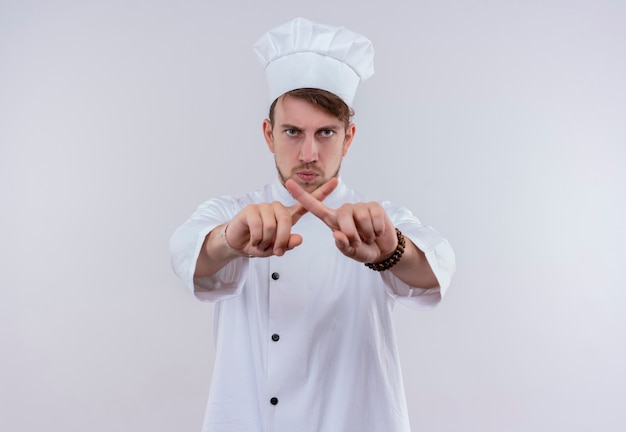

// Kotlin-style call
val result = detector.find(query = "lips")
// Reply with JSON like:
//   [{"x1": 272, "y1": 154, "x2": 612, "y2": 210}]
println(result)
[{"x1": 296, "y1": 171, "x2": 319, "y2": 182}]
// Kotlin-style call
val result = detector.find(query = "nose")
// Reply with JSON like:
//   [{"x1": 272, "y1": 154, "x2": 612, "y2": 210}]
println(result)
[{"x1": 299, "y1": 135, "x2": 318, "y2": 163}]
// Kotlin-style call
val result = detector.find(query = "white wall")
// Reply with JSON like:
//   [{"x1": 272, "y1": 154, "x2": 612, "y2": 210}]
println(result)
[{"x1": 1, "y1": 1, "x2": 624, "y2": 431}]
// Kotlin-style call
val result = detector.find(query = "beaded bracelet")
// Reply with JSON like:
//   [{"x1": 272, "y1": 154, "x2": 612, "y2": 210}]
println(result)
[{"x1": 365, "y1": 228, "x2": 406, "y2": 271}]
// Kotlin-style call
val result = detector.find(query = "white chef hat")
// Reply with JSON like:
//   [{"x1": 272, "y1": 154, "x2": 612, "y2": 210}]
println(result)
[{"x1": 253, "y1": 17, "x2": 374, "y2": 106}]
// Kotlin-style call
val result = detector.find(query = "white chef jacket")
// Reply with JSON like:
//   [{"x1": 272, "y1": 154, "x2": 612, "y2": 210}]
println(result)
[{"x1": 170, "y1": 178, "x2": 455, "y2": 432}]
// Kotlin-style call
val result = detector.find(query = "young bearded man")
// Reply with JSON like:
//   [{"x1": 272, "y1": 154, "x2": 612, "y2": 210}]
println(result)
[{"x1": 170, "y1": 18, "x2": 455, "y2": 432}]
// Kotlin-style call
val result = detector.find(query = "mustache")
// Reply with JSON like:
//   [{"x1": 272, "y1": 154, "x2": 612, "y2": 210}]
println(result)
[{"x1": 291, "y1": 164, "x2": 322, "y2": 174}]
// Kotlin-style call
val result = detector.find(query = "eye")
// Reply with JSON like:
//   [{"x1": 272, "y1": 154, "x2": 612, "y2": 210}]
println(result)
[
  {"x1": 320, "y1": 129, "x2": 334, "y2": 138},
  {"x1": 285, "y1": 128, "x2": 299, "y2": 137}
]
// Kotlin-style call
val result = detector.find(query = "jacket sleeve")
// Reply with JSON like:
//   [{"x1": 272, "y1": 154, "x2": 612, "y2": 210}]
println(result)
[
  {"x1": 381, "y1": 202, "x2": 456, "y2": 310},
  {"x1": 169, "y1": 196, "x2": 250, "y2": 302}
]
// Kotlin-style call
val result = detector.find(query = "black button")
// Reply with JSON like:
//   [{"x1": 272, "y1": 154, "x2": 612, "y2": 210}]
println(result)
[
  {"x1": 271, "y1": 272, "x2": 280, "y2": 280},
  {"x1": 270, "y1": 397, "x2": 278, "y2": 405},
  {"x1": 271, "y1": 334, "x2": 280, "y2": 342}
]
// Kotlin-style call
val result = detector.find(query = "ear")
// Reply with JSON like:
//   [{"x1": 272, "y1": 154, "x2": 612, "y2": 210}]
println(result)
[
  {"x1": 263, "y1": 119, "x2": 275, "y2": 153},
  {"x1": 342, "y1": 123, "x2": 356, "y2": 156}
]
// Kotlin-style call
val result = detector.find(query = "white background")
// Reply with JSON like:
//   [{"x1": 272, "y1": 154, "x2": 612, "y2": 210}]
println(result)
[{"x1": 1, "y1": 0, "x2": 625, "y2": 431}]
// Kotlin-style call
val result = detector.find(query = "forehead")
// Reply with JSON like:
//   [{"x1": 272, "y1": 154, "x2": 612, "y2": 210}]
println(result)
[{"x1": 274, "y1": 95, "x2": 343, "y2": 127}]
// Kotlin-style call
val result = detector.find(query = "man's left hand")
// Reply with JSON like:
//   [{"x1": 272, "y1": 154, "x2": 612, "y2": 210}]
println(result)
[{"x1": 286, "y1": 179, "x2": 397, "y2": 264}]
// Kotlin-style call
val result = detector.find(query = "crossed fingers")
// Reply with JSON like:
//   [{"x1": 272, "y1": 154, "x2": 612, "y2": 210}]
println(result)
[
  {"x1": 289, "y1": 177, "x2": 339, "y2": 226},
  {"x1": 285, "y1": 179, "x2": 397, "y2": 263}
]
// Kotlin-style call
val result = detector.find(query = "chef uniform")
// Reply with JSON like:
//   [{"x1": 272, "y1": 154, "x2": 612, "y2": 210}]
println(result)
[{"x1": 170, "y1": 18, "x2": 456, "y2": 432}]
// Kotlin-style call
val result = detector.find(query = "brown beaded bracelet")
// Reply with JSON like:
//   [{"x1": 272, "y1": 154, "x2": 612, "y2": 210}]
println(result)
[{"x1": 365, "y1": 228, "x2": 406, "y2": 272}]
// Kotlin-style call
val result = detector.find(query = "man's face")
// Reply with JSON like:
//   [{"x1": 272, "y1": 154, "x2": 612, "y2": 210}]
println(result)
[{"x1": 263, "y1": 95, "x2": 355, "y2": 193}]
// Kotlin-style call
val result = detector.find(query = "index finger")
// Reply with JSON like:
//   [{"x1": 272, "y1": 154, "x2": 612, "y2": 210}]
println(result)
[
  {"x1": 286, "y1": 178, "x2": 338, "y2": 230},
  {"x1": 289, "y1": 177, "x2": 338, "y2": 224}
]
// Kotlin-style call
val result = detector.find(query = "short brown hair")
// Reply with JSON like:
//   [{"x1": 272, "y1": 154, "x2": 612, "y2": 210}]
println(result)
[{"x1": 268, "y1": 88, "x2": 355, "y2": 128}]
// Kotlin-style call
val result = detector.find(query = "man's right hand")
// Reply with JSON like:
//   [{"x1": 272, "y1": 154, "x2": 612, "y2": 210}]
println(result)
[
  {"x1": 194, "y1": 177, "x2": 338, "y2": 278},
  {"x1": 226, "y1": 177, "x2": 339, "y2": 257}
]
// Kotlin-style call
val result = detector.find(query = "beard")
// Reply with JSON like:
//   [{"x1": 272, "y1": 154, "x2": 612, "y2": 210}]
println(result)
[{"x1": 275, "y1": 160, "x2": 341, "y2": 191}]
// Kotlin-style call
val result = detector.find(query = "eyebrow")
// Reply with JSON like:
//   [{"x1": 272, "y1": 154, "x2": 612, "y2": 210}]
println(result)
[
  {"x1": 279, "y1": 123, "x2": 341, "y2": 132},
  {"x1": 279, "y1": 124, "x2": 301, "y2": 130}
]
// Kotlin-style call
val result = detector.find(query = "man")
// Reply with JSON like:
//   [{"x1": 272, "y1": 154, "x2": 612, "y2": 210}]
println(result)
[{"x1": 170, "y1": 18, "x2": 455, "y2": 432}]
